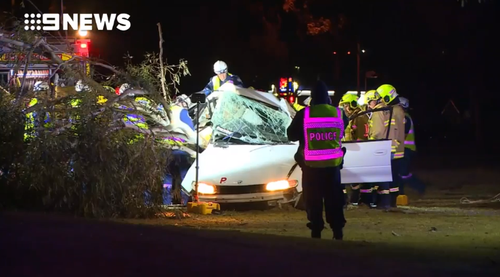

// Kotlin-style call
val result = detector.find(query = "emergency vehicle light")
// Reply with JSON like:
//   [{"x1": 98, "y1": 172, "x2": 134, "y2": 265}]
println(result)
[{"x1": 80, "y1": 43, "x2": 87, "y2": 48}]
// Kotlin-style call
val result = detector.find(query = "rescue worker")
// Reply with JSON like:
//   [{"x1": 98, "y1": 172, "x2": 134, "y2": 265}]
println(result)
[
  {"x1": 338, "y1": 93, "x2": 372, "y2": 207},
  {"x1": 202, "y1": 60, "x2": 244, "y2": 96},
  {"x1": 24, "y1": 97, "x2": 38, "y2": 141},
  {"x1": 165, "y1": 94, "x2": 196, "y2": 204},
  {"x1": 398, "y1": 97, "x2": 426, "y2": 198},
  {"x1": 168, "y1": 94, "x2": 196, "y2": 140},
  {"x1": 365, "y1": 90, "x2": 391, "y2": 209},
  {"x1": 376, "y1": 84, "x2": 406, "y2": 207},
  {"x1": 287, "y1": 81, "x2": 346, "y2": 240}
]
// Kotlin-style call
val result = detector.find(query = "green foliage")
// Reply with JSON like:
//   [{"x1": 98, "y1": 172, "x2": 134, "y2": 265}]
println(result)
[
  {"x1": 0, "y1": 37, "x2": 191, "y2": 218},
  {"x1": 0, "y1": 89, "x2": 173, "y2": 218}
]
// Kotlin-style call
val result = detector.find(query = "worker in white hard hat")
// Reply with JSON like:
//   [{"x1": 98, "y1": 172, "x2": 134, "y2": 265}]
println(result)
[{"x1": 202, "y1": 60, "x2": 244, "y2": 96}]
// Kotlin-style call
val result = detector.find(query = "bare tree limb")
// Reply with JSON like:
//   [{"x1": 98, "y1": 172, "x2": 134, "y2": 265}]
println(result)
[
  {"x1": 18, "y1": 38, "x2": 43, "y2": 100},
  {"x1": 156, "y1": 23, "x2": 168, "y2": 102},
  {"x1": 0, "y1": 84, "x2": 10, "y2": 94}
]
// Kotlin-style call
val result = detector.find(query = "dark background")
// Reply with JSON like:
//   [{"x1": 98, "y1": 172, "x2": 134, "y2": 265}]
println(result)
[{"x1": 2, "y1": 0, "x2": 499, "y2": 150}]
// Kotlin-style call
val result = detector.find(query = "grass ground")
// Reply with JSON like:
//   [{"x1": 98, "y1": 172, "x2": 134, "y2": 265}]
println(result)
[{"x1": 120, "y1": 167, "x2": 500, "y2": 266}]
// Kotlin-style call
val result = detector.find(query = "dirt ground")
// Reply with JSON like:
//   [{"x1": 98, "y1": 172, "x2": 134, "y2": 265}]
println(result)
[{"x1": 1, "y1": 166, "x2": 500, "y2": 276}]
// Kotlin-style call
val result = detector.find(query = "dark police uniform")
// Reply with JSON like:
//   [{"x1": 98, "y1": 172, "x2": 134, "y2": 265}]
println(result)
[{"x1": 287, "y1": 81, "x2": 346, "y2": 240}]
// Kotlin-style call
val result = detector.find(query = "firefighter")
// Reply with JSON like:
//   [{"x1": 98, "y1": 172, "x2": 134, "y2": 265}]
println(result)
[
  {"x1": 365, "y1": 90, "x2": 392, "y2": 209},
  {"x1": 376, "y1": 84, "x2": 406, "y2": 208},
  {"x1": 287, "y1": 80, "x2": 346, "y2": 240},
  {"x1": 165, "y1": 94, "x2": 196, "y2": 205},
  {"x1": 338, "y1": 93, "x2": 372, "y2": 207},
  {"x1": 202, "y1": 60, "x2": 244, "y2": 96},
  {"x1": 169, "y1": 94, "x2": 196, "y2": 138},
  {"x1": 398, "y1": 97, "x2": 426, "y2": 199}
]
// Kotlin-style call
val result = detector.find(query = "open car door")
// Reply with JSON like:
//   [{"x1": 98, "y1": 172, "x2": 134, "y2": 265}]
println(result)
[
  {"x1": 342, "y1": 140, "x2": 392, "y2": 183},
  {"x1": 341, "y1": 107, "x2": 394, "y2": 183}
]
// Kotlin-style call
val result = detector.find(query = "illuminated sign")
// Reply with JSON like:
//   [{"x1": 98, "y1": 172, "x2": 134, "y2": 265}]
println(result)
[
  {"x1": 0, "y1": 53, "x2": 73, "y2": 62},
  {"x1": 17, "y1": 70, "x2": 50, "y2": 78},
  {"x1": 279, "y1": 78, "x2": 287, "y2": 92}
]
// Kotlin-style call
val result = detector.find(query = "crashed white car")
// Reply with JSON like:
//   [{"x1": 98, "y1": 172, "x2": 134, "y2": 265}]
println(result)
[{"x1": 176, "y1": 83, "x2": 393, "y2": 207}]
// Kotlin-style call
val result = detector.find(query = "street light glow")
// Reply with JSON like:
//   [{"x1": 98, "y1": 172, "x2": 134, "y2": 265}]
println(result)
[
  {"x1": 361, "y1": 49, "x2": 365, "y2": 53},
  {"x1": 78, "y1": 29, "x2": 88, "y2": 37}
]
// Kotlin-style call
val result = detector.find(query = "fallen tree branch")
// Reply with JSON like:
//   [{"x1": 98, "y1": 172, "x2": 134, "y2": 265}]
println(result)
[{"x1": 18, "y1": 38, "x2": 43, "y2": 100}]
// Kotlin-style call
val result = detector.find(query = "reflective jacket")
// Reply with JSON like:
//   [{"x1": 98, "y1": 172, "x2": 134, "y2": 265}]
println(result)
[
  {"x1": 24, "y1": 98, "x2": 38, "y2": 141},
  {"x1": 404, "y1": 112, "x2": 416, "y2": 151},
  {"x1": 343, "y1": 108, "x2": 369, "y2": 141},
  {"x1": 390, "y1": 104, "x2": 406, "y2": 159},
  {"x1": 203, "y1": 73, "x2": 244, "y2": 95},
  {"x1": 368, "y1": 102, "x2": 390, "y2": 140},
  {"x1": 302, "y1": 105, "x2": 344, "y2": 168}
]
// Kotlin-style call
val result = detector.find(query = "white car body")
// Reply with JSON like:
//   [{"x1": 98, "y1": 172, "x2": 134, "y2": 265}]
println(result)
[{"x1": 180, "y1": 84, "x2": 393, "y2": 205}]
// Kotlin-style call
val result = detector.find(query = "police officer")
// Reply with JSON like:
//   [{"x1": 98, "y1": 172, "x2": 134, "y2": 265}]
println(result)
[
  {"x1": 202, "y1": 60, "x2": 244, "y2": 96},
  {"x1": 287, "y1": 81, "x2": 346, "y2": 240},
  {"x1": 398, "y1": 97, "x2": 426, "y2": 199},
  {"x1": 376, "y1": 84, "x2": 406, "y2": 207}
]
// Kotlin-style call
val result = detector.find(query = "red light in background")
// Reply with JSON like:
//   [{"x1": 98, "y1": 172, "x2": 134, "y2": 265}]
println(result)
[
  {"x1": 289, "y1": 96, "x2": 294, "y2": 103},
  {"x1": 333, "y1": 51, "x2": 336, "y2": 54},
  {"x1": 347, "y1": 51, "x2": 351, "y2": 54},
  {"x1": 279, "y1": 78, "x2": 287, "y2": 91}
]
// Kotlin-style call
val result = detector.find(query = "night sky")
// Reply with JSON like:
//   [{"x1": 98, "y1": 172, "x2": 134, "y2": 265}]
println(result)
[{"x1": 3, "y1": 0, "x2": 499, "y2": 139}]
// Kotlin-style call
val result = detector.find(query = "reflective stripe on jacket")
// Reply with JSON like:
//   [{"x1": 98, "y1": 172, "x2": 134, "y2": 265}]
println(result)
[{"x1": 404, "y1": 112, "x2": 416, "y2": 151}]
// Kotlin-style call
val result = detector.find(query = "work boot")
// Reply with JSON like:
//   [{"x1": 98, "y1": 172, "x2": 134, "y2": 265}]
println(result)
[
  {"x1": 311, "y1": 230, "x2": 321, "y2": 239},
  {"x1": 333, "y1": 229, "x2": 343, "y2": 240},
  {"x1": 307, "y1": 222, "x2": 322, "y2": 239},
  {"x1": 390, "y1": 193, "x2": 398, "y2": 207}
]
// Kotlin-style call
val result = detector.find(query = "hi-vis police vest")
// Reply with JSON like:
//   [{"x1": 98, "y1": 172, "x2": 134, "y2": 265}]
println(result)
[
  {"x1": 404, "y1": 112, "x2": 416, "y2": 151},
  {"x1": 212, "y1": 73, "x2": 233, "y2": 91},
  {"x1": 303, "y1": 105, "x2": 344, "y2": 168}
]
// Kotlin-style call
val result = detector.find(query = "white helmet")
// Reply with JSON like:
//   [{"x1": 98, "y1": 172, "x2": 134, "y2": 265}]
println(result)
[
  {"x1": 75, "y1": 80, "x2": 88, "y2": 92},
  {"x1": 399, "y1": 96, "x2": 409, "y2": 109},
  {"x1": 175, "y1": 94, "x2": 191, "y2": 109},
  {"x1": 213, "y1": 60, "x2": 228, "y2": 74},
  {"x1": 119, "y1": 83, "x2": 131, "y2": 95}
]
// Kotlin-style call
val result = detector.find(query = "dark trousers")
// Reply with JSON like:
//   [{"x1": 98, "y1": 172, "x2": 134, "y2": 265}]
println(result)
[
  {"x1": 399, "y1": 148, "x2": 426, "y2": 195},
  {"x1": 349, "y1": 184, "x2": 360, "y2": 204},
  {"x1": 302, "y1": 165, "x2": 346, "y2": 232},
  {"x1": 390, "y1": 158, "x2": 403, "y2": 207}
]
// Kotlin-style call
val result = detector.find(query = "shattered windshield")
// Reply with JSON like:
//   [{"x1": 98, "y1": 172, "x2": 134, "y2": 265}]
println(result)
[{"x1": 210, "y1": 91, "x2": 292, "y2": 144}]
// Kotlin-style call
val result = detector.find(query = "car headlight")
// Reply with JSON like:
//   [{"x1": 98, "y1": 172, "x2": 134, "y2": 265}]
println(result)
[
  {"x1": 194, "y1": 182, "x2": 216, "y2": 194},
  {"x1": 266, "y1": 180, "x2": 298, "y2": 191}
]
